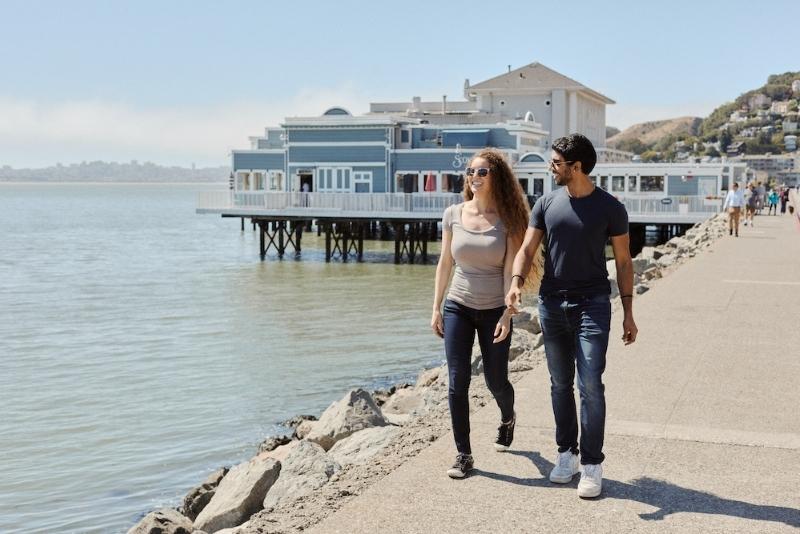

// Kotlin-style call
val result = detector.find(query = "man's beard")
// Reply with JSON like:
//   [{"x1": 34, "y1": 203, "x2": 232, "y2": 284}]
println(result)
[{"x1": 554, "y1": 172, "x2": 570, "y2": 186}]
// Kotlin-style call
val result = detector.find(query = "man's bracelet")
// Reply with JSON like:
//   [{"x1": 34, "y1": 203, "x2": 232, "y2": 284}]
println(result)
[
  {"x1": 620, "y1": 295, "x2": 633, "y2": 299},
  {"x1": 511, "y1": 274, "x2": 525, "y2": 285}
]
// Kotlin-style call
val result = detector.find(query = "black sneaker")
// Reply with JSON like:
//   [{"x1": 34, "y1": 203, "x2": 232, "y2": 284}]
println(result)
[
  {"x1": 494, "y1": 412, "x2": 516, "y2": 451},
  {"x1": 446, "y1": 453, "x2": 474, "y2": 478}
]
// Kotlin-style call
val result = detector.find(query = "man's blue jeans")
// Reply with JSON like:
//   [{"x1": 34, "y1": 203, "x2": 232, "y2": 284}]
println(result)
[
  {"x1": 443, "y1": 299, "x2": 515, "y2": 455},
  {"x1": 538, "y1": 293, "x2": 611, "y2": 465}
]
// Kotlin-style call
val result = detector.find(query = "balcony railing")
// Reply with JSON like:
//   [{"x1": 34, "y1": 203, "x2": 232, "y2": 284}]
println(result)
[
  {"x1": 198, "y1": 191, "x2": 464, "y2": 213},
  {"x1": 197, "y1": 191, "x2": 722, "y2": 221}
]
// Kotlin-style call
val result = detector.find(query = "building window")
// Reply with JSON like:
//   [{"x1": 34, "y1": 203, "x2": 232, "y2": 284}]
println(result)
[
  {"x1": 353, "y1": 171, "x2": 372, "y2": 193},
  {"x1": 627, "y1": 175, "x2": 638, "y2": 193},
  {"x1": 442, "y1": 173, "x2": 464, "y2": 194},
  {"x1": 269, "y1": 171, "x2": 283, "y2": 191},
  {"x1": 611, "y1": 176, "x2": 625, "y2": 192},
  {"x1": 396, "y1": 173, "x2": 419, "y2": 193},
  {"x1": 400, "y1": 130, "x2": 410, "y2": 143},
  {"x1": 520, "y1": 153, "x2": 545, "y2": 163},
  {"x1": 422, "y1": 172, "x2": 439, "y2": 192},
  {"x1": 318, "y1": 167, "x2": 351, "y2": 192},
  {"x1": 599, "y1": 176, "x2": 609, "y2": 190},
  {"x1": 640, "y1": 176, "x2": 665, "y2": 193}
]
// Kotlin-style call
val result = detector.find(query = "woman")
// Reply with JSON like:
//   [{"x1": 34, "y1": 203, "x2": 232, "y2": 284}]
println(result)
[{"x1": 431, "y1": 148, "x2": 532, "y2": 478}]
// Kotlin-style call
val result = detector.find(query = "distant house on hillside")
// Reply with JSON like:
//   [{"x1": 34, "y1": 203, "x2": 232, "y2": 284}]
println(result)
[
  {"x1": 771, "y1": 101, "x2": 792, "y2": 114},
  {"x1": 792, "y1": 80, "x2": 800, "y2": 94},
  {"x1": 786, "y1": 135, "x2": 798, "y2": 152},
  {"x1": 748, "y1": 94, "x2": 772, "y2": 110},
  {"x1": 783, "y1": 120, "x2": 798, "y2": 133},
  {"x1": 730, "y1": 110, "x2": 748, "y2": 122},
  {"x1": 727, "y1": 141, "x2": 745, "y2": 157}
]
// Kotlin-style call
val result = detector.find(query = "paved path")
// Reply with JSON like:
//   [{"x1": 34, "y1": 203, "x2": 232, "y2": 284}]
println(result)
[{"x1": 311, "y1": 212, "x2": 800, "y2": 534}]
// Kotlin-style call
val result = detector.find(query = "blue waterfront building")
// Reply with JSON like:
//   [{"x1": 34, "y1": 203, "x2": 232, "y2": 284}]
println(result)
[
  {"x1": 222, "y1": 61, "x2": 748, "y2": 215},
  {"x1": 229, "y1": 62, "x2": 626, "y2": 196}
]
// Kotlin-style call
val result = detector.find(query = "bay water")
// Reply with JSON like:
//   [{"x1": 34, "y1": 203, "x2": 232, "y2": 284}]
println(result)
[{"x1": 0, "y1": 183, "x2": 443, "y2": 533}]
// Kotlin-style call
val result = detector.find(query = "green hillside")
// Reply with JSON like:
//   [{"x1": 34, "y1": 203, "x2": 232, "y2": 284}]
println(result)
[{"x1": 608, "y1": 71, "x2": 800, "y2": 161}]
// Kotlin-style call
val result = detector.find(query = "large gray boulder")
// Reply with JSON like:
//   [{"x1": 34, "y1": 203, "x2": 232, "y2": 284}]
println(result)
[
  {"x1": 513, "y1": 306, "x2": 542, "y2": 335},
  {"x1": 305, "y1": 389, "x2": 389, "y2": 451},
  {"x1": 415, "y1": 366, "x2": 443, "y2": 388},
  {"x1": 181, "y1": 467, "x2": 229, "y2": 521},
  {"x1": 281, "y1": 414, "x2": 317, "y2": 428},
  {"x1": 193, "y1": 457, "x2": 281, "y2": 533},
  {"x1": 509, "y1": 328, "x2": 542, "y2": 361},
  {"x1": 631, "y1": 257, "x2": 653, "y2": 275},
  {"x1": 657, "y1": 254, "x2": 677, "y2": 268},
  {"x1": 258, "y1": 440, "x2": 301, "y2": 463},
  {"x1": 638, "y1": 246, "x2": 656, "y2": 260},
  {"x1": 328, "y1": 426, "x2": 400, "y2": 467},
  {"x1": 257, "y1": 435, "x2": 291, "y2": 454},
  {"x1": 127, "y1": 508, "x2": 194, "y2": 534},
  {"x1": 263, "y1": 441, "x2": 340, "y2": 510},
  {"x1": 294, "y1": 419, "x2": 317, "y2": 439},
  {"x1": 382, "y1": 387, "x2": 425, "y2": 415}
]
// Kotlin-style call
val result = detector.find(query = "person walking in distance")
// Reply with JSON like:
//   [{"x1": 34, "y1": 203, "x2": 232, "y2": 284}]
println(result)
[
  {"x1": 767, "y1": 188, "x2": 779, "y2": 215},
  {"x1": 505, "y1": 134, "x2": 638, "y2": 498},
  {"x1": 723, "y1": 182, "x2": 744, "y2": 236},
  {"x1": 780, "y1": 186, "x2": 789, "y2": 215},
  {"x1": 744, "y1": 183, "x2": 757, "y2": 227},
  {"x1": 431, "y1": 148, "x2": 531, "y2": 478}
]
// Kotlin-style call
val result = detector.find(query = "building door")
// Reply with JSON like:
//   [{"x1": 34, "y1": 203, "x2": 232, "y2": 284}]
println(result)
[{"x1": 300, "y1": 174, "x2": 313, "y2": 192}]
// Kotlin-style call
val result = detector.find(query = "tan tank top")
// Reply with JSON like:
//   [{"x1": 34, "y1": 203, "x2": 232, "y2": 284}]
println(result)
[{"x1": 442, "y1": 203, "x2": 507, "y2": 310}]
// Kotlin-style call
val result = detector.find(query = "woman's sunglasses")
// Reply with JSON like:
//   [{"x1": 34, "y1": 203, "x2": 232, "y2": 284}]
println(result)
[{"x1": 466, "y1": 167, "x2": 491, "y2": 177}]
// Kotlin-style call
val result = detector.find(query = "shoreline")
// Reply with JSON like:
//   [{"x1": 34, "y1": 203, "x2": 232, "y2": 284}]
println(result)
[{"x1": 127, "y1": 212, "x2": 730, "y2": 534}]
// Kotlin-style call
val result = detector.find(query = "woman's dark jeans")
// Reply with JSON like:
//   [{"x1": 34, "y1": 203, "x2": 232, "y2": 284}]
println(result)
[
  {"x1": 443, "y1": 299, "x2": 515, "y2": 455},
  {"x1": 538, "y1": 293, "x2": 611, "y2": 465}
]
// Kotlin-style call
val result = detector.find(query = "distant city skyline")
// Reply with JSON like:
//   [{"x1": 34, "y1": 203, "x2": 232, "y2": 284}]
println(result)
[{"x1": 2, "y1": 0, "x2": 798, "y2": 167}]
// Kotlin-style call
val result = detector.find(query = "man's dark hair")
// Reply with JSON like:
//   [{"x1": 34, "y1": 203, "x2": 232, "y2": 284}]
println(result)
[{"x1": 551, "y1": 134, "x2": 597, "y2": 175}]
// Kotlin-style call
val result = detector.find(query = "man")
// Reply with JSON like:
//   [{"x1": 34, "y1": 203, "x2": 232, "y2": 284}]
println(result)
[
  {"x1": 506, "y1": 134, "x2": 637, "y2": 499},
  {"x1": 722, "y1": 182, "x2": 744, "y2": 236}
]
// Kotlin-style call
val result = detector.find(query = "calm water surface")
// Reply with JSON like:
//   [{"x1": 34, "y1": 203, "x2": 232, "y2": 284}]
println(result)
[{"x1": 0, "y1": 183, "x2": 443, "y2": 533}]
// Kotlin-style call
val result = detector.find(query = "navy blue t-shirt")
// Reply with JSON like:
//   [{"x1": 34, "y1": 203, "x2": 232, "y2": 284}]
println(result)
[{"x1": 530, "y1": 187, "x2": 628, "y2": 296}]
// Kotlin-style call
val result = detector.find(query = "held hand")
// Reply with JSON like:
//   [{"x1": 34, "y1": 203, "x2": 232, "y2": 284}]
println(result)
[
  {"x1": 621, "y1": 316, "x2": 638, "y2": 345},
  {"x1": 493, "y1": 312, "x2": 512, "y2": 343},
  {"x1": 505, "y1": 286, "x2": 522, "y2": 311},
  {"x1": 431, "y1": 310, "x2": 444, "y2": 338}
]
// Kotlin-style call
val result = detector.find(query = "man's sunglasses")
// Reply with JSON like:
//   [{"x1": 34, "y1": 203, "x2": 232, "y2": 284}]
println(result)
[{"x1": 466, "y1": 167, "x2": 491, "y2": 177}]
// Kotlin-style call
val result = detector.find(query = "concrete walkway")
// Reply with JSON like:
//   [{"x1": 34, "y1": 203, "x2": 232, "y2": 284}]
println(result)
[{"x1": 311, "y1": 212, "x2": 800, "y2": 534}]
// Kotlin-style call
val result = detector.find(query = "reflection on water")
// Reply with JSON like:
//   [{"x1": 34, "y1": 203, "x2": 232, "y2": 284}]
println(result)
[{"x1": 0, "y1": 184, "x2": 443, "y2": 533}]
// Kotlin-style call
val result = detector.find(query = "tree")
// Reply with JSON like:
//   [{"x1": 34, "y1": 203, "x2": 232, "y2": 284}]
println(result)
[
  {"x1": 640, "y1": 150, "x2": 660, "y2": 162},
  {"x1": 705, "y1": 146, "x2": 721, "y2": 158},
  {"x1": 719, "y1": 130, "x2": 733, "y2": 152}
]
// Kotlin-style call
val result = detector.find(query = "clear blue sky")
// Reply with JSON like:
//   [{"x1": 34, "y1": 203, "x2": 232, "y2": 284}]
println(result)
[{"x1": 1, "y1": 0, "x2": 798, "y2": 167}]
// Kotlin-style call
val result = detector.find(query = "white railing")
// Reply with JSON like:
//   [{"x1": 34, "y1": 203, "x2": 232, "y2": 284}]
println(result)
[
  {"x1": 620, "y1": 195, "x2": 722, "y2": 216},
  {"x1": 197, "y1": 191, "x2": 723, "y2": 220},
  {"x1": 197, "y1": 191, "x2": 463, "y2": 213}
]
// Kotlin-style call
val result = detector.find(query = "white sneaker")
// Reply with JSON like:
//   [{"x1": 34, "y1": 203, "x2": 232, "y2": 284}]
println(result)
[
  {"x1": 577, "y1": 463, "x2": 603, "y2": 498},
  {"x1": 549, "y1": 451, "x2": 579, "y2": 483}
]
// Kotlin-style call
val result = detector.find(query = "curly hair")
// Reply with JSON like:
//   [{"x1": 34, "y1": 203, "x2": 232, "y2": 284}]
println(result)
[
  {"x1": 463, "y1": 148, "x2": 543, "y2": 288},
  {"x1": 463, "y1": 148, "x2": 530, "y2": 240}
]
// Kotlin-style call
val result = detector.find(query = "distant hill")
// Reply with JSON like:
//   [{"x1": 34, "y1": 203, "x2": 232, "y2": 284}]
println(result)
[
  {"x1": 607, "y1": 117, "x2": 702, "y2": 150},
  {"x1": 606, "y1": 70, "x2": 800, "y2": 161},
  {"x1": 0, "y1": 161, "x2": 230, "y2": 182}
]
